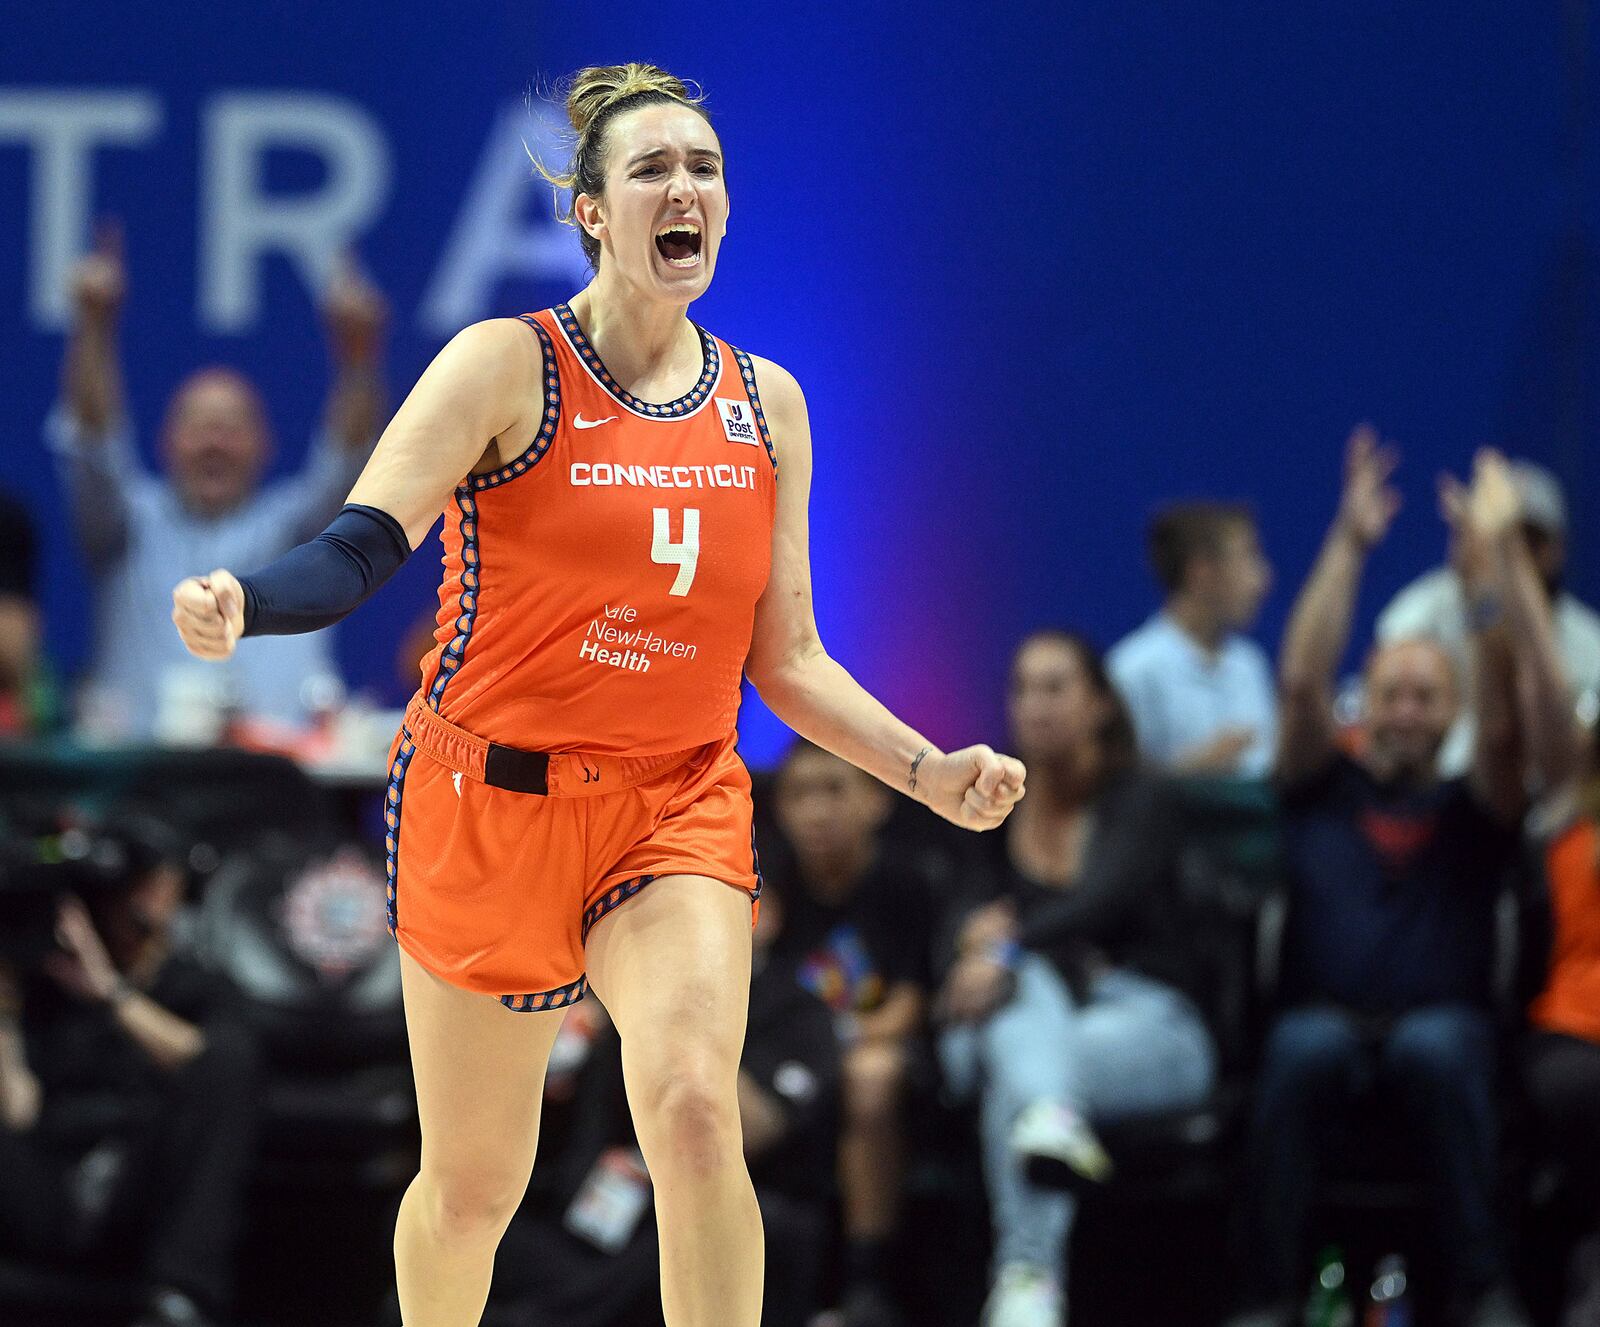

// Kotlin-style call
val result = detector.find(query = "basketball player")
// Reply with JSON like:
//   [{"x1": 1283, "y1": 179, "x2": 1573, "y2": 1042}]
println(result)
[{"x1": 171, "y1": 64, "x2": 1025, "y2": 1327}]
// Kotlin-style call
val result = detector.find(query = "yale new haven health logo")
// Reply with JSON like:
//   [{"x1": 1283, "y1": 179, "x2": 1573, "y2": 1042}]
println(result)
[{"x1": 717, "y1": 398, "x2": 760, "y2": 446}]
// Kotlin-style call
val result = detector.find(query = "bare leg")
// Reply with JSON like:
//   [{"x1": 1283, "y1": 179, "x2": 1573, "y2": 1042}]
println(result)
[
  {"x1": 586, "y1": 874, "x2": 764, "y2": 1327},
  {"x1": 839, "y1": 1038, "x2": 909, "y2": 1241},
  {"x1": 392, "y1": 947, "x2": 567, "y2": 1327}
]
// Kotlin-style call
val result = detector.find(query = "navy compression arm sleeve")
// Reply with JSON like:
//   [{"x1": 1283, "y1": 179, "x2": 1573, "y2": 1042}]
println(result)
[{"x1": 240, "y1": 503, "x2": 412, "y2": 636}]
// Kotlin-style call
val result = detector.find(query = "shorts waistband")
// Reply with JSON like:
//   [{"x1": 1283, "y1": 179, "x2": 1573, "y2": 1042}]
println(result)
[{"x1": 402, "y1": 696, "x2": 700, "y2": 798}]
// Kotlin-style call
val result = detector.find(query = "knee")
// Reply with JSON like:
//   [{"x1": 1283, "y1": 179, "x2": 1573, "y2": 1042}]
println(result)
[
  {"x1": 843, "y1": 1040, "x2": 909, "y2": 1130},
  {"x1": 636, "y1": 1061, "x2": 741, "y2": 1178},
  {"x1": 1261, "y1": 1008, "x2": 1362, "y2": 1091},
  {"x1": 1383, "y1": 1008, "x2": 1491, "y2": 1095},
  {"x1": 418, "y1": 1163, "x2": 530, "y2": 1247}
]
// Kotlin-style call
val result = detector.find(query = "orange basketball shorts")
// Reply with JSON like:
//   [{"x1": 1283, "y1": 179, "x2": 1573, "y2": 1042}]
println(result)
[{"x1": 383, "y1": 697, "x2": 761, "y2": 1012}]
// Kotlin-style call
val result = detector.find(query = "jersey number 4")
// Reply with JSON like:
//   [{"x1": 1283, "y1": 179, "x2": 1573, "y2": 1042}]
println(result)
[{"x1": 651, "y1": 507, "x2": 700, "y2": 596}]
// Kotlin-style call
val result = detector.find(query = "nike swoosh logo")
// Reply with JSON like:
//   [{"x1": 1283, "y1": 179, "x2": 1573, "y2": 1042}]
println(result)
[{"x1": 573, "y1": 414, "x2": 618, "y2": 430}]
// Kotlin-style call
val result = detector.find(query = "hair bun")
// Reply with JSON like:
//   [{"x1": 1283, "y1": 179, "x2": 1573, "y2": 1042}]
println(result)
[{"x1": 563, "y1": 63, "x2": 701, "y2": 136}]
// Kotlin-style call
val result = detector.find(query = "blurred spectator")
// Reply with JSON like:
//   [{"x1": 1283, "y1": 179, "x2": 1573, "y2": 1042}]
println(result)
[
  {"x1": 1229, "y1": 435, "x2": 1568, "y2": 1327},
  {"x1": 768, "y1": 742, "x2": 935, "y2": 1327},
  {"x1": 0, "y1": 814, "x2": 263, "y2": 1327},
  {"x1": 936, "y1": 630, "x2": 1216, "y2": 1327},
  {"x1": 46, "y1": 220, "x2": 388, "y2": 743},
  {"x1": 1108, "y1": 502, "x2": 1275, "y2": 776},
  {"x1": 1524, "y1": 718, "x2": 1600, "y2": 1327},
  {"x1": 474, "y1": 877, "x2": 840, "y2": 1327},
  {"x1": 1378, "y1": 458, "x2": 1600, "y2": 778},
  {"x1": 0, "y1": 489, "x2": 64, "y2": 738}
]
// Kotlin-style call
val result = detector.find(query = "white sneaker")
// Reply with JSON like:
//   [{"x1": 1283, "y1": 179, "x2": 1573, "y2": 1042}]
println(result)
[
  {"x1": 1010, "y1": 1100, "x2": 1113, "y2": 1190},
  {"x1": 983, "y1": 1262, "x2": 1064, "y2": 1327}
]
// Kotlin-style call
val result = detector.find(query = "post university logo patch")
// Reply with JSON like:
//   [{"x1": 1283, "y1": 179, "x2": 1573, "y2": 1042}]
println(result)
[{"x1": 717, "y1": 398, "x2": 760, "y2": 446}]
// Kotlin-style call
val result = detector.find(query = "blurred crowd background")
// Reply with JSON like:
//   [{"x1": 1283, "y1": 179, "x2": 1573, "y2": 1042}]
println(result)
[{"x1": 3, "y1": 4, "x2": 1600, "y2": 1327}]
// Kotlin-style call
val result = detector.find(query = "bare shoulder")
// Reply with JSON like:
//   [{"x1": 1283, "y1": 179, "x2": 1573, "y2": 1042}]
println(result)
[
  {"x1": 740, "y1": 353, "x2": 809, "y2": 469},
  {"x1": 444, "y1": 317, "x2": 545, "y2": 379}
]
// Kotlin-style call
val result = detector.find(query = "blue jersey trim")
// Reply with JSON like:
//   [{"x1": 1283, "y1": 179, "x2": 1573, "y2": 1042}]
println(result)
[
  {"x1": 730, "y1": 348, "x2": 779, "y2": 475},
  {"x1": 425, "y1": 488, "x2": 480, "y2": 711},
  {"x1": 383, "y1": 728, "x2": 417, "y2": 937},
  {"x1": 582, "y1": 873, "x2": 660, "y2": 943},
  {"x1": 500, "y1": 975, "x2": 589, "y2": 1012},
  {"x1": 554, "y1": 302, "x2": 720, "y2": 420},
  {"x1": 467, "y1": 317, "x2": 562, "y2": 491}
]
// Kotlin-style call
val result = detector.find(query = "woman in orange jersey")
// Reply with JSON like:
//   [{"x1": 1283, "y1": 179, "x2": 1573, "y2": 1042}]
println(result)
[{"x1": 171, "y1": 64, "x2": 1025, "y2": 1327}]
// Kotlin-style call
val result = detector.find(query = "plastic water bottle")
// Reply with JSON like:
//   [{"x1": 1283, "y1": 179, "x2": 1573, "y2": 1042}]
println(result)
[
  {"x1": 1306, "y1": 1246, "x2": 1356, "y2": 1327},
  {"x1": 1365, "y1": 1255, "x2": 1412, "y2": 1327}
]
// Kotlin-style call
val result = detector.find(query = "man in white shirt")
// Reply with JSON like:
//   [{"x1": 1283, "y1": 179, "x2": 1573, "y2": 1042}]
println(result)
[
  {"x1": 1109, "y1": 503, "x2": 1277, "y2": 777},
  {"x1": 1378, "y1": 460, "x2": 1600, "y2": 777}
]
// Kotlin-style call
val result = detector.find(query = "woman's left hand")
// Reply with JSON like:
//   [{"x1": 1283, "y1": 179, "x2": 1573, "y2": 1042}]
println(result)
[
  {"x1": 918, "y1": 745, "x2": 1026, "y2": 831},
  {"x1": 43, "y1": 896, "x2": 122, "y2": 1004}
]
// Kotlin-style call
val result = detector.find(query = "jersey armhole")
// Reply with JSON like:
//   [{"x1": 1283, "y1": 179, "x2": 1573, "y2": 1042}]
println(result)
[
  {"x1": 465, "y1": 315, "x2": 562, "y2": 492},
  {"x1": 729, "y1": 346, "x2": 780, "y2": 476}
]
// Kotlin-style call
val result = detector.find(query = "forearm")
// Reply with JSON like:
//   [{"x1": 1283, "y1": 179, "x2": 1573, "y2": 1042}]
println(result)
[
  {"x1": 737, "y1": 1070, "x2": 789, "y2": 1160},
  {"x1": 1493, "y1": 537, "x2": 1581, "y2": 786},
  {"x1": 62, "y1": 319, "x2": 125, "y2": 439},
  {"x1": 0, "y1": 1022, "x2": 42, "y2": 1133},
  {"x1": 1468, "y1": 621, "x2": 1524, "y2": 820},
  {"x1": 856, "y1": 985, "x2": 923, "y2": 1043},
  {"x1": 241, "y1": 503, "x2": 412, "y2": 636},
  {"x1": 754, "y1": 647, "x2": 940, "y2": 802},
  {"x1": 323, "y1": 362, "x2": 386, "y2": 455},
  {"x1": 110, "y1": 989, "x2": 205, "y2": 1073},
  {"x1": 1280, "y1": 526, "x2": 1367, "y2": 693}
]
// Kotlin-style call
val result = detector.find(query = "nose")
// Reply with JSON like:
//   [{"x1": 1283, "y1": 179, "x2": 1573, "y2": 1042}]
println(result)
[{"x1": 665, "y1": 164, "x2": 694, "y2": 208}]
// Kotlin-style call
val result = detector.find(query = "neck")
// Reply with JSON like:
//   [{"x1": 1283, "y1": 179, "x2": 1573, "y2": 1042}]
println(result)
[
  {"x1": 1020, "y1": 748, "x2": 1102, "y2": 814},
  {"x1": 1363, "y1": 746, "x2": 1438, "y2": 792},
  {"x1": 1166, "y1": 595, "x2": 1227, "y2": 653},
  {"x1": 569, "y1": 275, "x2": 697, "y2": 385},
  {"x1": 798, "y1": 841, "x2": 874, "y2": 901}
]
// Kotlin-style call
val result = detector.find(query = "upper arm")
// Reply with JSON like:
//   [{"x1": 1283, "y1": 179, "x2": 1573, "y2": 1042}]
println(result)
[
  {"x1": 743, "y1": 354, "x2": 821, "y2": 684},
  {"x1": 346, "y1": 318, "x2": 544, "y2": 549}
]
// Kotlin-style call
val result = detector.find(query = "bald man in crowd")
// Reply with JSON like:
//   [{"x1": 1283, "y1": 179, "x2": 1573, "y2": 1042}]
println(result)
[
  {"x1": 45, "y1": 222, "x2": 388, "y2": 741},
  {"x1": 1227, "y1": 432, "x2": 1573, "y2": 1327}
]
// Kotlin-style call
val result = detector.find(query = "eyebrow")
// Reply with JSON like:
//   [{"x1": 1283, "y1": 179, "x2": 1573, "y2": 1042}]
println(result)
[{"x1": 625, "y1": 146, "x2": 723, "y2": 169}]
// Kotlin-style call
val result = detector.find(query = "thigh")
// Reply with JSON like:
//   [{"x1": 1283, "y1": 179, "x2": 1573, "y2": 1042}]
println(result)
[
  {"x1": 1069, "y1": 974, "x2": 1217, "y2": 1120},
  {"x1": 399, "y1": 945, "x2": 566, "y2": 1186},
  {"x1": 1379, "y1": 1003, "x2": 1494, "y2": 1088},
  {"x1": 1255, "y1": 1005, "x2": 1366, "y2": 1109},
  {"x1": 585, "y1": 874, "x2": 754, "y2": 1090}
]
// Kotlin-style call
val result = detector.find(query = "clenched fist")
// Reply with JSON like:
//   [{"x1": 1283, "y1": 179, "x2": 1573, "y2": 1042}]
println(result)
[
  {"x1": 171, "y1": 569, "x2": 245, "y2": 660},
  {"x1": 915, "y1": 744, "x2": 1027, "y2": 831}
]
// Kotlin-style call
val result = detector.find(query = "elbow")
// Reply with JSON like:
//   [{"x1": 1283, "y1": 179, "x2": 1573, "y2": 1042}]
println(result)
[{"x1": 746, "y1": 638, "x2": 827, "y2": 706}]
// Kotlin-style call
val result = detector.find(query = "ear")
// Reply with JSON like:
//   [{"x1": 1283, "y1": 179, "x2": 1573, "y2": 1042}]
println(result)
[{"x1": 573, "y1": 191, "x2": 607, "y2": 248}]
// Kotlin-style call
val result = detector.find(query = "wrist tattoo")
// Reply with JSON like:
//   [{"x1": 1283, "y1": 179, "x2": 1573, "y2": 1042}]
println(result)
[{"x1": 908, "y1": 746, "x2": 932, "y2": 794}]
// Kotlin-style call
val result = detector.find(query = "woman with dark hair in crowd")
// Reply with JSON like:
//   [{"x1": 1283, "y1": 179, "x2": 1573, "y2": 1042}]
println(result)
[
  {"x1": 1526, "y1": 717, "x2": 1600, "y2": 1327},
  {"x1": 937, "y1": 630, "x2": 1217, "y2": 1327}
]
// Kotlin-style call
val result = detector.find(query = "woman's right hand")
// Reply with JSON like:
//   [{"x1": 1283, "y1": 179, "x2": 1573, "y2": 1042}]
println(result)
[
  {"x1": 937, "y1": 953, "x2": 1014, "y2": 1023},
  {"x1": 171, "y1": 569, "x2": 246, "y2": 660}
]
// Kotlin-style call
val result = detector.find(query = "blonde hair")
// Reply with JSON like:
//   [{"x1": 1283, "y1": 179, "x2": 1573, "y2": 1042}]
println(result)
[{"x1": 533, "y1": 64, "x2": 711, "y2": 268}]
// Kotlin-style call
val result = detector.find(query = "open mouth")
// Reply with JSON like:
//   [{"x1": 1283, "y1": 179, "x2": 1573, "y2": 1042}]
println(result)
[{"x1": 654, "y1": 221, "x2": 703, "y2": 268}]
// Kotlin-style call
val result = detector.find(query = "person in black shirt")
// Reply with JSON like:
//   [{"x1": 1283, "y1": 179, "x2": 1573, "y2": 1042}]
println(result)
[
  {"x1": 936, "y1": 630, "x2": 1216, "y2": 1327},
  {"x1": 768, "y1": 741, "x2": 935, "y2": 1327},
  {"x1": 1228, "y1": 436, "x2": 1573, "y2": 1327},
  {"x1": 0, "y1": 819, "x2": 262, "y2": 1327}
]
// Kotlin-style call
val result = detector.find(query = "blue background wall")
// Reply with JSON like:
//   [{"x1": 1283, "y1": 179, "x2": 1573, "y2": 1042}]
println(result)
[{"x1": 3, "y1": 2, "x2": 1594, "y2": 765}]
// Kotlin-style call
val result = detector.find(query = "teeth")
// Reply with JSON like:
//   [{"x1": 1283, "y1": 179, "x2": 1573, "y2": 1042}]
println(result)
[{"x1": 657, "y1": 221, "x2": 700, "y2": 237}]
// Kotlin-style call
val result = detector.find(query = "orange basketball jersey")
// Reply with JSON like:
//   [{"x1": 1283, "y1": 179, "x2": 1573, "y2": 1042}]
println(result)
[{"x1": 412, "y1": 305, "x2": 779, "y2": 757}]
